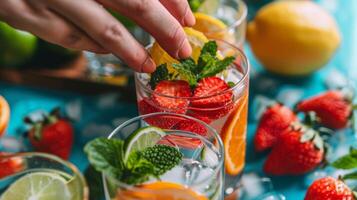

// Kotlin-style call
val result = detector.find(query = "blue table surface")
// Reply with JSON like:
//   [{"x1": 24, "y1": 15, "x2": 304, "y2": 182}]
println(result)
[{"x1": 1, "y1": 0, "x2": 357, "y2": 199}]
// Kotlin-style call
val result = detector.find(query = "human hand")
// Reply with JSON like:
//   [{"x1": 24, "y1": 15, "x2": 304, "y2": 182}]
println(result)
[{"x1": 0, "y1": 0, "x2": 195, "y2": 72}]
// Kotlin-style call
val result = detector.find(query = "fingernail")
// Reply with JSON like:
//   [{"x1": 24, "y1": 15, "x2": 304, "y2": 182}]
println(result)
[
  {"x1": 185, "y1": 13, "x2": 196, "y2": 27},
  {"x1": 178, "y1": 39, "x2": 192, "y2": 59},
  {"x1": 142, "y1": 57, "x2": 156, "y2": 73}
]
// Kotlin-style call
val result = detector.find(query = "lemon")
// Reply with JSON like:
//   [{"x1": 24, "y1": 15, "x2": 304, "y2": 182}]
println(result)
[
  {"x1": 247, "y1": 1, "x2": 341, "y2": 76},
  {"x1": 150, "y1": 27, "x2": 208, "y2": 76}
]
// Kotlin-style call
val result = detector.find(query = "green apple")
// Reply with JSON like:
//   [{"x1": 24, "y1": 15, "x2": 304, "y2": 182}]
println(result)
[{"x1": 0, "y1": 22, "x2": 37, "y2": 68}]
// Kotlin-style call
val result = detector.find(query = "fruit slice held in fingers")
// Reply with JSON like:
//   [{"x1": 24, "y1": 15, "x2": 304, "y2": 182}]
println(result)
[
  {"x1": 254, "y1": 103, "x2": 297, "y2": 152},
  {"x1": 296, "y1": 90, "x2": 355, "y2": 129},
  {"x1": 152, "y1": 80, "x2": 191, "y2": 114},
  {"x1": 221, "y1": 92, "x2": 248, "y2": 175},
  {"x1": 191, "y1": 77, "x2": 234, "y2": 120},
  {"x1": 0, "y1": 96, "x2": 10, "y2": 137},
  {"x1": 304, "y1": 177, "x2": 356, "y2": 200},
  {"x1": 264, "y1": 122, "x2": 325, "y2": 175},
  {"x1": 150, "y1": 27, "x2": 208, "y2": 77},
  {"x1": 26, "y1": 108, "x2": 74, "y2": 160}
]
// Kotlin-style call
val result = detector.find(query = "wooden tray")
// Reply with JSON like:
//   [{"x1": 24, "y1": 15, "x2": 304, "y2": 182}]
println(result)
[{"x1": 0, "y1": 54, "x2": 136, "y2": 102}]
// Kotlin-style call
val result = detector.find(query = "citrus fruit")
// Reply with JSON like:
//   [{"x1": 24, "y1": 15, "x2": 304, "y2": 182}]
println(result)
[
  {"x1": 150, "y1": 27, "x2": 208, "y2": 76},
  {"x1": 1, "y1": 172, "x2": 75, "y2": 200},
  {"x1": 116, "y1": 181, "x2": 208, "y2": 200},
  {"x1": 0, "y1": 95, "x2": 10, "y2": 137},
  {"x1": 192, "y1": 13, "x2": 231, "y2": 41},
  {"x1": 247, "y1": 1, "x2": 341, "y2": 76},
  {"x1": 0, "y1": 22, "x2": 37, "y2": 68},
  {"x1": 124, "y1": 126, "x2": 165, "y2": 161},
  {"x1": 221, "y1": 92, "x2": 248, "y2": 175}
]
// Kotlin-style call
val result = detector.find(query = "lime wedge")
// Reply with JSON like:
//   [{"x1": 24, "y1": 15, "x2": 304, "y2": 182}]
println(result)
[
  {"x1": 124, "y1": 126, "x2": 165, "y2": 161},
  {"x1": 1, "y1": 172, "x2": 73, "y2": 200}
]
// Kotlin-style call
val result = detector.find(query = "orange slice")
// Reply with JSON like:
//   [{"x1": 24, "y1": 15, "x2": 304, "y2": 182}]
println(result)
[
  {"x1": 221, "y1": 91, "x2": 249, "y2": 175},
  {"x1": 0, "y1": 95, "x2": 10, "y2": 137},
  {"x1": 116, "y1": 181, "x2": 208, "y2": 200}
]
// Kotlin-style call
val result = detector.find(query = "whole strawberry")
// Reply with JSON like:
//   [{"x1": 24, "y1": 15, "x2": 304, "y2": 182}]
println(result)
[
  {"x1": 297, "y1": 90, "x2": 354, "y2": 129},
  {"x1": 264, "y1": 123, "x2": 324, "y2": 175},
  {"x1": 254, "y1": 103, "x2": 297, "y2": 152},
  {"x1": 26, "y1": 108, "x2": 73, "y2": 160},
  {"x1": 305, "y1": 177, "x2": 355, "y2": 200}
]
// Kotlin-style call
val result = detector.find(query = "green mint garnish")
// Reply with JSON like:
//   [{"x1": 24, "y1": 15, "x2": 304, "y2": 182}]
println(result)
[
  {"x1": 84, "y1": 138, "x2": 125, "y2": 179},
  {"x1": 84, "y1": 138, "x2": 183, "y2": 185},
  {"x1": 142, "y1": 145, "x2": 183, "y2": 176},
  {"x1": 149, "y1": 64, "x2": 172, "y2": 89},
  {"x1": 151, "y1": 41, "x2": 235, "y2": 88},
  {"x1": 227, "y1": 82, "x2": 235, "y2": 88},
  {"x1": 331, "y1": 147, "x2": 357, "y2": 169}
]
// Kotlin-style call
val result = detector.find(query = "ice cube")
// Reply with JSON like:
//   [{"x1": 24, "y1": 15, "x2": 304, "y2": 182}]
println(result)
[
  {"x1": 0, "y1": 136, "x2": 26, "y2": 152},
  {"x1": 276, "y1": 88, "x2": 303, "y2": 107},
  {"x1": 251, "y1": 95, "x2": 275, "y2": 121},
  {"x1": 324, "y1": 69, "x2": 348, "y2": 90},
  {"x1": 258, "y1": 192, "x2": 286, "y2": 200},
  {"x1": 239, "y1": 173, "x2": 274, "y2": 199},
  {"x1": 65, "y1": 99, "x2": 82, "y2": 121},
  {"x1": 97, "y1": 94, "x2": 120, "y2": 109}
]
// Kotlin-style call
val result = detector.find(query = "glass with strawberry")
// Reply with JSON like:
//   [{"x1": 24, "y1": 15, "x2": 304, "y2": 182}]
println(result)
[
  {"x1": 135, "y1": 34, "x2": 249, "y2": 197},
  {"x1": 85, "y1": 112, "x2": 224, "y2": 200},
  {"x1": 0, "y1": 152, "x2": 88, "y2": 200}
]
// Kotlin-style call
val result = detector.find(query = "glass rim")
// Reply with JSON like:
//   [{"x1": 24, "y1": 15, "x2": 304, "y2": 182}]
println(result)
[
  {"x1": 204, "y1": 0, "x2": 248, "y2": 35},
  {"x1": 0, "y1": 152, "x2": 89, "y2": 199},
  {"x1": 104, "y1": 112, "x2": 224, "y2": 191},
  {"x1": 135, "y1": 39, "x2": 250, "y2": 100}
]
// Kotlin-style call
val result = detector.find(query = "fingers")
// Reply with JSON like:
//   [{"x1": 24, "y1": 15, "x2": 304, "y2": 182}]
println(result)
[
  {"x1": 98, "y1": 0, "x2": 192, "y2": 59},
  {"x1": 159, "y1": 0, "x2": 195, "y2": 27},
  {"x1": 0, "y1": 0, "x2": 106, "y2": 53},
  {"x1": 46, "y1": 0, "x2": 156, "y2": 72}
]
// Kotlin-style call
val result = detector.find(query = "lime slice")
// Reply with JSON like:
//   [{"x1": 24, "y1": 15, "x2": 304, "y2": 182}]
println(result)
[
  {"x1": 198, "y1": 0, "x2": 220, "y2": 15},
  {"x1": 1, "y1": 172, "x2": 73, "y2": 200},
  {"x1": 124, "y1": 126, "x2": 165, "y2": 161}
]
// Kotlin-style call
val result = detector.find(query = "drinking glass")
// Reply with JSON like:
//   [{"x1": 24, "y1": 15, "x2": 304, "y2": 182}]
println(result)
[
  {"x1": 103, "y1": 112, "x2": 224, "y2": 200},
  {"x1": 198, "y1": 0, "x2": 248, "y2": 48},
  {"x1": 0, "y1": 152, "x2": 88, "y2": 200},
  {"x1": 135, "y1": 39, "x2": 250, "y2": 197}
]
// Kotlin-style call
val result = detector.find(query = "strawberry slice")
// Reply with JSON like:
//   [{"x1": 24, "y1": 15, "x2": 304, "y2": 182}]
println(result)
[
  {"x1": 152, "y1": 80, "x2": 191, "y2": 114},
  {"x1": 190, "y1": 77, "x2": 233, "y2": 120},
  {"x1": 158, "y1": 134, "x2": 203, "y2": 149},
  {"x1": 191, "y1": 77, "x2": 233, "y2": 108},
  {"x1": 138, "y1": 98, "x2": 181, "y2": 129},
  {"x1": 0, "y1": 152, "x2": 24, "y2": 178}
]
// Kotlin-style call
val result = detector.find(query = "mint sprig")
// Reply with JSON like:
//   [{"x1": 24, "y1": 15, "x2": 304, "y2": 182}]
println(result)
[
  {"x1": 84, "y1": 138, "x2": 183, "y2": 185},
  {"x1": 331, "y1": 147, "x2": 357, "y2": 169},
  {"x1": 151, "y1": 41, "x2": 235, "y2": 88},
  {"x1": 149, "y1": 64, "x2": 172, "y2": 89}
]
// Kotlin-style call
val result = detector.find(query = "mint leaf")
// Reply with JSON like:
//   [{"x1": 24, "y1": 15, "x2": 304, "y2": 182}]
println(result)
[
  {"x1": 84, "y1": 138, "x2": 125, "y2": 179},
  {"x1": 198, "y1": 55, "x2": 235, "y2": 79},
  {"x1": 343, "y1": 171, "x2": 357, "y2": 180},
  {"x1": 200, "y1": 40, "x2": 217, "y2": 57},
  {"x1": 188, "y1": 0, "x2": 204, "y2": 12},
  {"x1": 172, "y1": 59, "x2": 198, "y2": 87},
  {"x1": 122, "y1": 151, "x2": 156, "y2": 185},
  {"x1": 142, "y1": 145, "x2": 183, "y2": 176},
  {"x1": 331, "y1": 147, "x2": 357, "y2": 169},
  {"x1": 227, "y1": 81, "x2": 235, "y2": 88},
  {"x1": 149, "y1": 64, "x2": 170, "y2": 89}
]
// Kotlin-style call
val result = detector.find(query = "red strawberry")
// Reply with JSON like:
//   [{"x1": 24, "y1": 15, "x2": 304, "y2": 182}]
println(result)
[
  {"x1": 305, "y1": 177, "x2": 355, "y2": 200},
  {"x1": 138, "y1": 98, "x2": 181, "y2": 129},
  {"x1": 26, "y1": 108, "x2": 74, "y2": 160},
  {"x1": 191, "y1": 77, "x2": 233, "y2": 120},
  {"x1": 297, "y1": 90, "x2": 353, "y2": 129},
  {"x1": 158, "y1": 134, "x2": 203, "y2": 149},
  {"x1": 254, "y1": 103, "x2": 297, "y2": 152},
  {"x1": 0, "y1": 152, "x2": 24, "y2": 178},
  {"x1": 264, "y1": 123, "x2": 324, "y2": 175},
  {"x1": 152, "y1": 80, "x2": 191, "y2": 114}
]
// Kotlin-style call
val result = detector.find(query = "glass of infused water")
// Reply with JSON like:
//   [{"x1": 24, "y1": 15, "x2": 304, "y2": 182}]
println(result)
[
  {"x1": 85, "y1": 112, "x2": 224, "y2": 200},
  {"x1": 0, "y1": 152, "x2": 88, "y2": 200}
]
